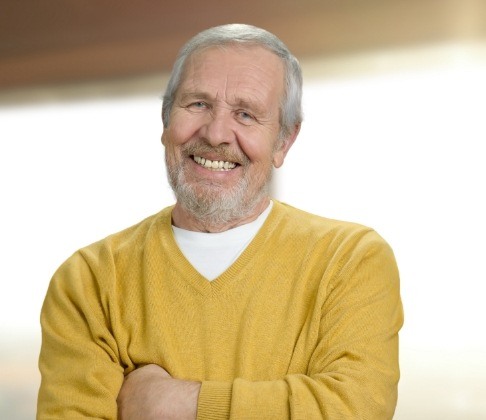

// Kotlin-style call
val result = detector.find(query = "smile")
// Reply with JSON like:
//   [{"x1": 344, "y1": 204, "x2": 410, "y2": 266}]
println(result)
[{"x1": 193, "y1": 155, "x2": 237, "y2": 171}]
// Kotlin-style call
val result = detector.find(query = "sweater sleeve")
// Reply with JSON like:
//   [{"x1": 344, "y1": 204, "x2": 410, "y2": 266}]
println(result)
[
  {"x1": 37, "y1": 250, "x2": 124, "y2": 419},
  {"x1": 196, "y1": 233, "x2": 403, "y2": 419}
]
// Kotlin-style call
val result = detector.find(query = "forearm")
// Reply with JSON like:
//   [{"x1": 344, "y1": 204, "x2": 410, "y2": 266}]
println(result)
[{"x1": 197, "y1": 370, "x2": 397, "y2": 420}]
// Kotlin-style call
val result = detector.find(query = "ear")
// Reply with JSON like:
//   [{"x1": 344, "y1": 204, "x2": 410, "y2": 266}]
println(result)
[
  {"x1": 161, "y1": 128, "x2": 168, "y2": 146},
  {"x1": 272, "y1": 124, "x2": 300, "y2": 168}
]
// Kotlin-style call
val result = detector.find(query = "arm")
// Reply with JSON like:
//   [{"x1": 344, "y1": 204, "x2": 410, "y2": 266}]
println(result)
[
  {"x1": 37, "y1": 250, "x2": 124, "y2": 419},
  {"x1": 200, "y1": 235, "x2": 402, "y2": 418},
  {"x1": 198, "y1": 249, "x2": 402, "y2": 420},
  {"x1": 119, "y1": 233, "x2": 403, "y2": 419}
]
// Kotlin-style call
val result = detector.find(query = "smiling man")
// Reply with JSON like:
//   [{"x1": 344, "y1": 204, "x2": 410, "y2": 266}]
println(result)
[
  {"x1": 163, "y1": 44, "x2": 292, "y2": 233},
  {"x1": 38, "y1": 24, "x2": 403, "y2": 419}
]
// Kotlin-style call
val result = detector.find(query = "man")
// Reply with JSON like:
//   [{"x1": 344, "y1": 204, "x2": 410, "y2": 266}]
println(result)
[{"x1": 38, "y1": 24, "x2": 403, "y2": 419}]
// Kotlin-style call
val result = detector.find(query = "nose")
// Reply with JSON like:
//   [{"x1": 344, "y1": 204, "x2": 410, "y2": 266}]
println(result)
[{"x1": 200, "y1": 109, "x2": 236, "y2": 147}]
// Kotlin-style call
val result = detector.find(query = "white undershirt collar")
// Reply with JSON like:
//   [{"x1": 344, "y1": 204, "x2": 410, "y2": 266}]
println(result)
[{"x1": 172, "y1": 201, "x2": 273, "y2": 280}]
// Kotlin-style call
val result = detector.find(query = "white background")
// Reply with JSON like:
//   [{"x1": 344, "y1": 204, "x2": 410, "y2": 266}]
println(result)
[{"x1": 1, "y1": 42, "x2": 485, "y2": 418}]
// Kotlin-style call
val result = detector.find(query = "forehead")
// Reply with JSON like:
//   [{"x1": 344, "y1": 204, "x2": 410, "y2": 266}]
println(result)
[{"x1": 177, "y1": 45, "x2": 285, "y2": 107}]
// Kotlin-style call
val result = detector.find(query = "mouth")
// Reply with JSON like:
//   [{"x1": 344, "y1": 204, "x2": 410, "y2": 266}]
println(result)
[{"x1": 192, "y1": 155, "x2": 238, "y2": 171}]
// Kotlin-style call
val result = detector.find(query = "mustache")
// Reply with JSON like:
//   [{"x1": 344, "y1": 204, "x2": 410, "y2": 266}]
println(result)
[{"x1": 182, "y1": 143, "x2": 250, "y2": 165}]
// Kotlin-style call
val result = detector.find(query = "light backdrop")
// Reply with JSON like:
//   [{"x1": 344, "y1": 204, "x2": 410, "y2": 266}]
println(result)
[{"x1": 1, "y1": 41, "x2": 485, "y2": 419}]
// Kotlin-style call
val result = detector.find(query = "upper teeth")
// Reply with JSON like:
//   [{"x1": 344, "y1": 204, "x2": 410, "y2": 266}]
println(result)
[{"x1": 193, "y1": 155, "x2": 236, "y2": 170}]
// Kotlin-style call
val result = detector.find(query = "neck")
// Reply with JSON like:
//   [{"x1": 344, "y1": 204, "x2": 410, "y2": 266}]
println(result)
[{"x1": 171, "y1": 197, "x2": 271, "y2": 233}]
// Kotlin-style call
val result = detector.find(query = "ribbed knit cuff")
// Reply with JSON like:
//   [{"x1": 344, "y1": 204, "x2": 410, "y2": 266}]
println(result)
[{"x1": 197, "y1": 381, "x2": 232, "y2": 419}]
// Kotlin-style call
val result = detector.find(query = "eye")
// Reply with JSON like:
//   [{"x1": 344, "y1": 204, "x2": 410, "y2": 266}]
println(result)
[
  {"x1": 187, "y1": 101, "x2": 208, "y2": 110},
  {"x1": 236, "y1": 110, "x2": 255, "y2": 123}
]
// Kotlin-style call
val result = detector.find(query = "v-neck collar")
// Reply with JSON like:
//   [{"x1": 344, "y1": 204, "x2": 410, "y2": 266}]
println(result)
[{"x1": 156, "y1": 202, "x2": 281, "y2": 297}]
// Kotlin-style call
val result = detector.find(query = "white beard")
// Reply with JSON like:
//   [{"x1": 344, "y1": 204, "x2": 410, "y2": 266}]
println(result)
[{"x1": 165, "y1": 153, "x2": 272, "y2": 228}]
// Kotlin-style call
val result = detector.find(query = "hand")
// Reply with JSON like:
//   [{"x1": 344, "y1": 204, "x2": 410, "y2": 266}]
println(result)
[{"x1": 117, "y1": 364, "x2": 201, "y2": 420}]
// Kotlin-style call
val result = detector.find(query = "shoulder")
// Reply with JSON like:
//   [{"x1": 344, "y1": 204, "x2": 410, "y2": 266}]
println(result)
[
  {"x1": 272, "y1": 200, "x2": 378, "y2": 240},
  {"x1": 63, "y1": 206, "x2": 174, "y2": 270},
  {"x1": 271, "y1": 201, "x2": 399, "y2": 291},
  {"x1": 270, "y1": 200, "x2": 395, "y2": 262}
]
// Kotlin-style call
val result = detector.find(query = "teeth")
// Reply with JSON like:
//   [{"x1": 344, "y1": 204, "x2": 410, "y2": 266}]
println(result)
[{"x1": 193, "y1": 155, "x2": 236, "y2": 171}]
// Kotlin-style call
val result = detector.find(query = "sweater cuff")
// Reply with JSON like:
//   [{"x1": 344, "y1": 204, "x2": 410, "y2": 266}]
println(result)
[{"x1": 197, "y1": 381, "x2": 232, "y2": 419}]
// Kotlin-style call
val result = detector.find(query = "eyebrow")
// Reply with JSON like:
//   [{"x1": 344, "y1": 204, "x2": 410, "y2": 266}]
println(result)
[
  {"x1": 235, "y1": 98, "x2": 266, "y2": 115},
  {"x1": 179, "y1": 91, "x2": 211, "y2": 103}
]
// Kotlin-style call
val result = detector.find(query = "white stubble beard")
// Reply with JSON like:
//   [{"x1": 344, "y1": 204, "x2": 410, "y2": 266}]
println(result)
[{"x1": 165, "y1": 145, "x2": 273, "y2": 228}]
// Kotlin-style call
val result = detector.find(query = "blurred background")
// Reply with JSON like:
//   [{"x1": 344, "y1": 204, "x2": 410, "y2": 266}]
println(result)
[{"x1": 1, "y1": 0, "x2": 485, "y2": 418}]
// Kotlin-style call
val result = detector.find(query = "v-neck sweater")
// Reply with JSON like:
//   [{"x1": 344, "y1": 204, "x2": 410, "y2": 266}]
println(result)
[{"x1": 38, "y1": 200, "x2": 403, "y2": 419}]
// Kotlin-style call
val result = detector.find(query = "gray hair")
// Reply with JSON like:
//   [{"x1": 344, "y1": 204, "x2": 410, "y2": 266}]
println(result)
[{"x1": 161, "y1": 23, "x2": 303, "y2": 139}]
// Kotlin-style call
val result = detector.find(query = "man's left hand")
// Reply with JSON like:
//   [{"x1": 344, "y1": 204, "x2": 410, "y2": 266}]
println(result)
[{"x1": 117, "y1": 364, "x2": 201, "y2": 420}]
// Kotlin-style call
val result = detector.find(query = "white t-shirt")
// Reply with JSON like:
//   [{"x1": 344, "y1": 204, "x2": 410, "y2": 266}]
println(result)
[{"x1": 172, "y1": 201, "x2": 273, "y2": 280}]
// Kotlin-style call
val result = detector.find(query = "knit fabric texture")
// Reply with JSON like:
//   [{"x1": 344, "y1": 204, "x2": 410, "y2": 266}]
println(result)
[{"x1": 38, "y1": 200, "x2": 403, "y2": 419}]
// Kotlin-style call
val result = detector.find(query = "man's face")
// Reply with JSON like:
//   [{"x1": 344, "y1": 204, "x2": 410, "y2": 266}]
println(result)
[{"x1": 162, "y1": 45, "x2": 293, "y2": 227}]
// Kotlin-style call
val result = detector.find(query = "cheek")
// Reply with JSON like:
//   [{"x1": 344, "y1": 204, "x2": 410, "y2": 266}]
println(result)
[
  {"x1": 238, "y1": 134, "x2": 276, "y2": 164},
  {"x1": 162, "y1": 129, "x2": 183, "y2": 165},
  {"x1": 165, "y1": 112, "x2": 202, "y2": 145}
]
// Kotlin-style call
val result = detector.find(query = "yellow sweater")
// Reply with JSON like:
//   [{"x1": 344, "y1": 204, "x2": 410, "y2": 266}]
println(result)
[{"x1": 38, "y1": 201, "x2": 403, "y2": 419}]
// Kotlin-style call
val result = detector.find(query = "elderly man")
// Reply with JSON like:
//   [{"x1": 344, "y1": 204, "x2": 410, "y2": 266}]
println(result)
[{"x1": 38, "y1": 24, "x2": 403, "y2": 419}]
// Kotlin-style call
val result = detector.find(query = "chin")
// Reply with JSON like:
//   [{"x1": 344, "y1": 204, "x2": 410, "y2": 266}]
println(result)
[{"x1": 167, "y1": 160, "x2": 271, "y2": 224}]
